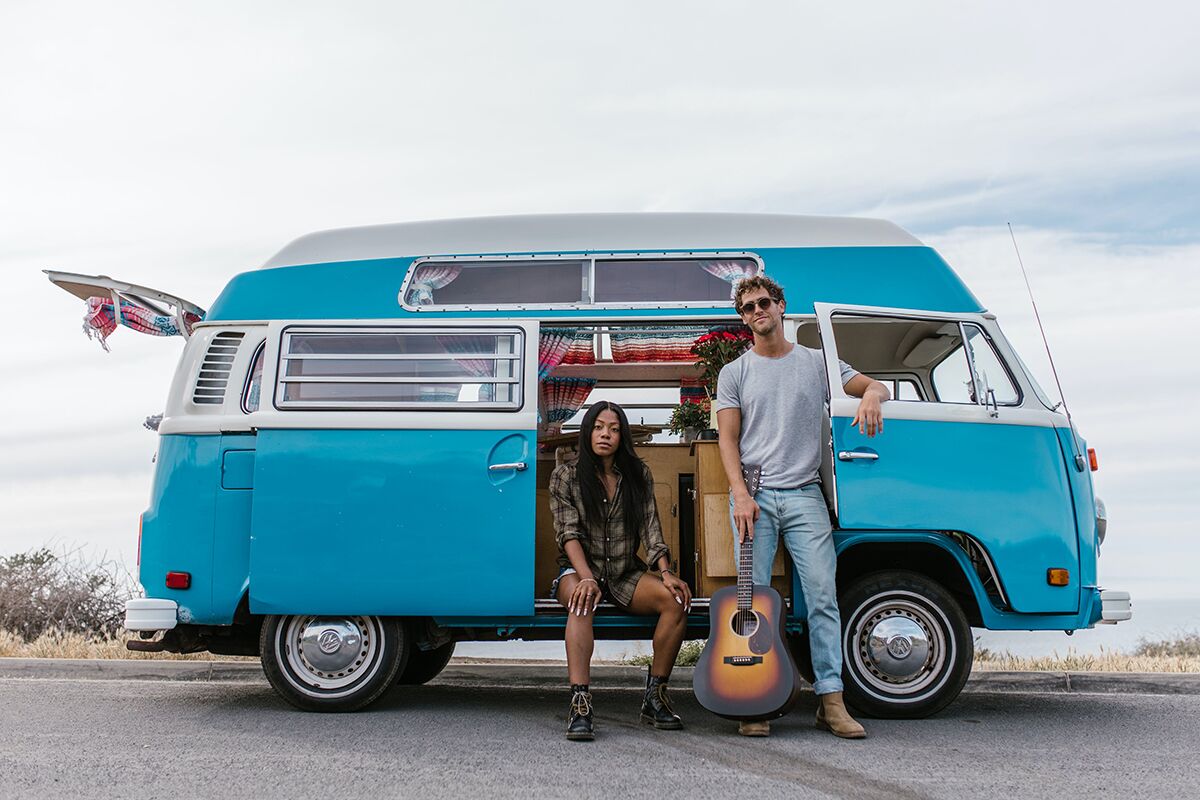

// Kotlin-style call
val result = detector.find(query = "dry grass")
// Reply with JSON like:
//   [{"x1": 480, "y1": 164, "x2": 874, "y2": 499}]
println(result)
[
  {"x1": 0, "y1": 630, "x2": 255, "y2": 661},
  {"x1": 972, "y1": 632, "x2": 1200, "y2": 672},
  {"x1": 972, "y1": 648, "x2": 1200, "y2": 673}
]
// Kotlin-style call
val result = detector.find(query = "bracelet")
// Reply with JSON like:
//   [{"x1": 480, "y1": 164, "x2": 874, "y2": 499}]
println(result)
[
  {"x1": 577, "y1": 577, "x2": 598, "y2": 586},
  {"x1": 660, "y1": 568, "x2": 672, "y2": 577}
]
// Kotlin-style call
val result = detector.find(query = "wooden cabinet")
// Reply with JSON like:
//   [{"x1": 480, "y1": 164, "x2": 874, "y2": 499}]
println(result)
[{"x1": 692, "y1": 440, "x2": 788, "y2": 598}]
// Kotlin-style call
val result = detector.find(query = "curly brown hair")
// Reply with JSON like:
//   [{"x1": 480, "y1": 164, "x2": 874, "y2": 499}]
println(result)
[{"x1": 733, "y1": 275, "x2": 786, "y2": 312}]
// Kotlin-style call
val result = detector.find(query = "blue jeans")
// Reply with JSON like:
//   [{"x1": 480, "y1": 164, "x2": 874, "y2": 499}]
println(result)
[{"x1": 731, "y1": 485, "x2": 843, "y2": 695}]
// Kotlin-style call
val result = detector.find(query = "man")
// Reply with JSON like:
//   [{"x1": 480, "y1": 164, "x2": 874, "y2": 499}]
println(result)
[{"x1": 715, "y1": 275, "x2": 888, "y2": 739}]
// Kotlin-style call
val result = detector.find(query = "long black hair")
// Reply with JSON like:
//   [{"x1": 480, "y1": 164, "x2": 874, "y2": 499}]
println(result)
[{"x1": 576, "y1": 401, "x2": 650, "y2": 536}]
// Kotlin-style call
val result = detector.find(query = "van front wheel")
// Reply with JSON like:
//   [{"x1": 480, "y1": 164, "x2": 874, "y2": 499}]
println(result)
[
  {"x1": 260, "y1": 614, "x2": 409, "y2": 712},
  {"x1": 839, "y1": 571, "x2": 972, "y2": 719}
]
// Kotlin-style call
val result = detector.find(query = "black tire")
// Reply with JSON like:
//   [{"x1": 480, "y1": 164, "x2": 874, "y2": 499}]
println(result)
[
  {"x1": 396, "y1": 640, "x2": 456, "y2": 685},
  {"x1": 259, "y1": 614, "x2": 409, "y2": 712},
  {"x1": 839, "y1": 570, "x2": 972, "y2": 719},
  {"x1": 785, "y1": 631, "x2": 817, "y2": 686}
]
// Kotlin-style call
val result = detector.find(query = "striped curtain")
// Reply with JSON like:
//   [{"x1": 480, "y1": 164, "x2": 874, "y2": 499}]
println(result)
[
  {"x1": 538, "y1": 328, "x2": 582, "y2": 379},
  {"x1": 542, "y1": 377, "x2": 597, "y2": 424},
  {"x1": 609, "y1": 326, "x2": 708, "y2": 363},
  {"x1": 409, "y1": 264, "x2": 463, "y2": 305},
  {"x1": 680, "y1": 377, "x2": 708, "y2": 405}
]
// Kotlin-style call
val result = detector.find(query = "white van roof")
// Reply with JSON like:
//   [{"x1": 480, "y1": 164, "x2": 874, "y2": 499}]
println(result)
[{"x1": 261, "y1": 213, "x2": 923, "y2": 269}]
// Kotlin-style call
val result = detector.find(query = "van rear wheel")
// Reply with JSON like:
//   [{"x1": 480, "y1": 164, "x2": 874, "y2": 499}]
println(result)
[
  {"x1": 839, "y1": 570, "x2": 972, "y2": 719},
  {"x1": 260, "y1": 614, "x2": 408, "y2": 712},
  {"x1": 396, "y1": 640, "x2": 456, "y2": 685}
]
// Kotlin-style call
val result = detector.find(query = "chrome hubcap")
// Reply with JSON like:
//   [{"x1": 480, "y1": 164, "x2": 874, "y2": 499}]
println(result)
[
  {"x1": 866, "y1": 615, "x2": 930, "y2": 681},
  {"x1": 283, "y1": 615, "x2": 379, "y2": 691},
  {"x1": 846, "y1": 593, "x2": 951, "y2": 699}
]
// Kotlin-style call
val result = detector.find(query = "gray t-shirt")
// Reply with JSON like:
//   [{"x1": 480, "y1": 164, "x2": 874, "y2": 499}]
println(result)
[{"x1": 715, "y1": 345, "x2": 859, "y2": 489}]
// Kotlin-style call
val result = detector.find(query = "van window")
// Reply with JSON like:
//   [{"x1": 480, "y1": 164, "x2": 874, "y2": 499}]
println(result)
[
  {"x1": 829, "y1": 312, "x2": 1020, "y2": 405},
  {"x1": 404, "y1": 260, "x2": 587, "y2": 306},
  {"x1": 930, "y1": 341, "x2": 978, "y2": 403},
  {"x1": 963, "y1": 324, "x2": 1020, "y2": 405},
  {"x1": 593, "y1": 258, "x2": 756, "y2": 303},
  {"x1": 402, "y1": 255, "x2": 760, "y2": 308},
  {"x1": 242, "y1": 343, "x2": 265, "y2": 413},
  {"x1": 275, "y1": 327, "x2": 524, "y2": 410},
  {"x1": 879, "y1": 378, "x2": 924, "y2": 401}
]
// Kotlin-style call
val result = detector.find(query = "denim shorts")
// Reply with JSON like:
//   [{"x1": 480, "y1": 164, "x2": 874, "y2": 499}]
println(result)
[
  {"x1": 549, "y1": 567, "x2": 578, "y2": 598},
  {"x1": 549, "y1": 567, "x2": 615, "y2": 605}
]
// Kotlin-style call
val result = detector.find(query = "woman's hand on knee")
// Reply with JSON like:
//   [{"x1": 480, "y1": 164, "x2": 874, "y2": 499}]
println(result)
[
  {"x1": 661, "y1": 571, "x2": 692, "y2": 613},
  {"x1": 569, "y1": 577, "x2": 602, "y2": 616}
]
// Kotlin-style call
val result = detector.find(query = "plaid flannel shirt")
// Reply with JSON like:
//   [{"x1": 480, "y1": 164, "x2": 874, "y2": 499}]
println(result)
[{"x1": 549, "y1": 460, "x2": 671, "y2": 608}]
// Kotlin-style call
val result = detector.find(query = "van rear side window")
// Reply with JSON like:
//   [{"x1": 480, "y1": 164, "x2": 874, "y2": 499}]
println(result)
[{"x1": 274, "y1": 327, "x2": 524, "y2": 410}]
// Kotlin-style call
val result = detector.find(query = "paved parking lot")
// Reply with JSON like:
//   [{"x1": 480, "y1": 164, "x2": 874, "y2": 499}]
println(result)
[{"x1": 0, "y1": 674, "x2": 1195, "y2": 799}]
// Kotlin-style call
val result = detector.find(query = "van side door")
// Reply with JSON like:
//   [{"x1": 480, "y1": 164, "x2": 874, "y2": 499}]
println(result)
[
  {"x1": 813, "y1": 303, "x2": 1080, "y2": 614},
  {"x1": 248, "y1": 320, "x2": 539, "y2": 617}
]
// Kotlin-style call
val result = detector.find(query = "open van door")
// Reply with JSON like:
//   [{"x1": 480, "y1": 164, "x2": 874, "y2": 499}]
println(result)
[
  {"x1": 247, "y1": 319, "x2": 540, "y2": 618},
  {"x1": 44, "y1": 270, "x2": 206, "y2": 347},
  {"x1": 813, "y1": 302, "x2": 1080, "y2": 614}
]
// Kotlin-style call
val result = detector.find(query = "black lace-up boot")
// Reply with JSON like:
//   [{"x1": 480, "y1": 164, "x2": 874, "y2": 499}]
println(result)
[
  {"x1": 639, "y1": 673, "x2": 683, "y2": 730},
  {"x1": 566, "y1": 684, "x2": 594, "y2": 741}
]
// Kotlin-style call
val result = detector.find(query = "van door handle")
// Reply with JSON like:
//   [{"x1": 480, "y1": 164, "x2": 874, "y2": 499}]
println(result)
[
  {"x1": 838, "y1": 451, "x2": 879, "y2": 461},
  {"x1": 489, "y1": 462, "x2": 528, "y2": 472}
]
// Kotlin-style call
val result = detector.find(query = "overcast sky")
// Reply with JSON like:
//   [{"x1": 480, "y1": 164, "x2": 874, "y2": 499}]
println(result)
[{"x1": 2, "y1": 2, "x2": 1197, "y2": 600}]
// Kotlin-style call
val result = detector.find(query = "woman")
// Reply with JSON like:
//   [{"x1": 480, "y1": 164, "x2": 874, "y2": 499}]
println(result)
[{"x1": 548, "y1": 401, "x2": 692, "y2": 741}]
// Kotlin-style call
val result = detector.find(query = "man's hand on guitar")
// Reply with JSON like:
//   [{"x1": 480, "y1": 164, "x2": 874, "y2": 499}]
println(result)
[
  {"x1": 732, "y1": 494, "x2": 760, "y2": 543},
  {"x1": 568, "y1": 576, "x2": 602, "y2": 616},
  {"x1": 662, "y1": 571, "x2": 692, "y2": 613}
]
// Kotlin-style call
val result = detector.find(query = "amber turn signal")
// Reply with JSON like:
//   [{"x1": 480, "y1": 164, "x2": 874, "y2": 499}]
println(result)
[
  {"x1": 165, "y1": 571, "x2": 191, "y2": 590},
  {"x1": 1088, "y1": 448, "x2": 1099, "y2": 471},
  {"x1": 1047, "y1": 568, "x2": 1070, "y2": 586}
]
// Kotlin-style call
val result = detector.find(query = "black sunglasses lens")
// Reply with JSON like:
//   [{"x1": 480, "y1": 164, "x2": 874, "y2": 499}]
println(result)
[{"x1": 741, "y1": 298, "x2": 773, "y2": 314}]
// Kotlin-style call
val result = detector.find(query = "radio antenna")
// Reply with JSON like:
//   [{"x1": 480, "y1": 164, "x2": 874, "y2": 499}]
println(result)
[{"x1": 1007, "y1": 223, "x2": 1084, "y2": 468}]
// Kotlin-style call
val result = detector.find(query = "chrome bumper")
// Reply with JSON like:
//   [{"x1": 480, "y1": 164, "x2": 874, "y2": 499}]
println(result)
[
  {"x1": 124, "y1": 598, "x2": 179, "y2": 631},
  {"x1": 1098, "y1": 589, "x2": 1132, "y2": 624}
]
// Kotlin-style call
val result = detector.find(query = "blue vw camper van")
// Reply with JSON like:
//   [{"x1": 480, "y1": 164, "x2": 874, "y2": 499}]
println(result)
[{"x1": 47, "y1": 213, "x2": 1130, "y2": 716}]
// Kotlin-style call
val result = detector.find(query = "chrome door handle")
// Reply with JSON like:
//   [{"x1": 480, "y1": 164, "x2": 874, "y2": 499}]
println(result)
[
  {"x1": 838, "y1": 451, "x2": 879, "y2": 461},
  {"x1": 489, "y1": 462, "x2": 528, "y2": 472}
]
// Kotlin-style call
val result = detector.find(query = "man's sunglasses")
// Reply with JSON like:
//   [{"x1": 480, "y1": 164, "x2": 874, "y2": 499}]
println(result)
[{"x1": 738, "y1": 297, "x2": 776, "y2": 315}]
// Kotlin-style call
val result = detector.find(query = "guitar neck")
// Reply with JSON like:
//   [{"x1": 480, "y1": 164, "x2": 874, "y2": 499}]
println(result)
[{"x1": 737, "y1": 535, "x2": 754, "y2": 610}]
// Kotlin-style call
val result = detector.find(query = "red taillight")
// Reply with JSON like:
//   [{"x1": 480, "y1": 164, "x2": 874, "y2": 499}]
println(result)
[
  {"x1": 165, "y1": 571, "x2": 191, "y2": 590},
  {"x1": 1088, "y1": 448, "x2": 1099, "y2": 471}
]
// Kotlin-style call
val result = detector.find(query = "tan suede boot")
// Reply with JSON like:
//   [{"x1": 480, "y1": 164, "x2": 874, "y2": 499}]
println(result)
[
  {"x1": 815, "y1": 692, "x2": 866, "y2": 739},
  {"x1": 738, "y1": 720, "x2": 770, "y2": 737}
]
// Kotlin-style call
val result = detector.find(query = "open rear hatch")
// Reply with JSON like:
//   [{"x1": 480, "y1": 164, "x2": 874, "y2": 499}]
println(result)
[{"x1": 45, "y1": 270, "x2": 207, "y2": 350}]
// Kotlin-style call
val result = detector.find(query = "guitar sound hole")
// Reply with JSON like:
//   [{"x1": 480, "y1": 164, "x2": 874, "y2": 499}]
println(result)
[{"x1": 731, "y1": 610, "x2": 759, "y2": 637}]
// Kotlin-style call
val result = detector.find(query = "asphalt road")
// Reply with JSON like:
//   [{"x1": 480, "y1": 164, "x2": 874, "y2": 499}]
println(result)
[{"x1": 0, "y1": 677, "x2": 1194, "y2": 800}]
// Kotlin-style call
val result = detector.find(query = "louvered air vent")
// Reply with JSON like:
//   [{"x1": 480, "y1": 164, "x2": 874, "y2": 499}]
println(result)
[{"x1": 192, "y1": 331, "x2": 246, "y2": 405}]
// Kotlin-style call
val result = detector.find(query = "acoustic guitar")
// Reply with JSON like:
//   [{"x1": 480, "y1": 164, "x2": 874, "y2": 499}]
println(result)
[{"x1": 693, "y1": 505, "x2": 802, "y2": 721}]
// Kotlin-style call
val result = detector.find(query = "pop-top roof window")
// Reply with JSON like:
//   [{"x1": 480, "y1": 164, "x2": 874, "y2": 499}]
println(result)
[
  {"x1": 401, "y1": 255, "x2": 760, "y2": 308},
  {"x1": 594, "y1": 258, "x2": 755, "y2": 303},
  {"x1": 404, "y1": 260, "x2": 587, "y2": 307}
]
